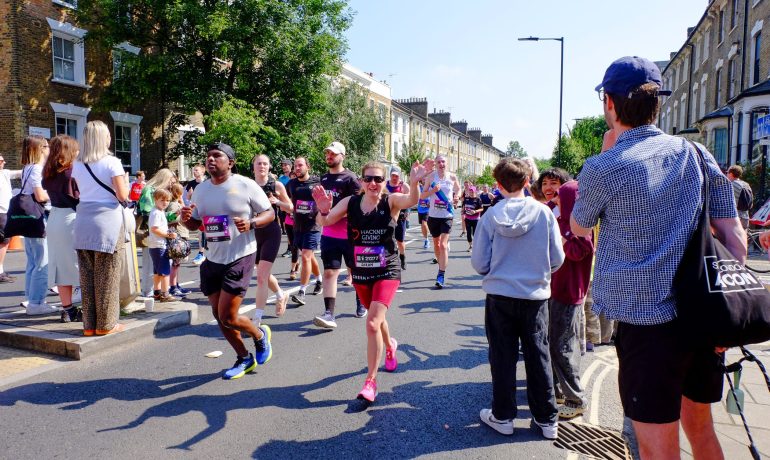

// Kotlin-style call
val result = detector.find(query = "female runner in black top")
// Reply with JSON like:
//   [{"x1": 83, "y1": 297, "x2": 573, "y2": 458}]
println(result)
[{"x1": 312, "y1": 159, "x2": 434, "y2": 403}]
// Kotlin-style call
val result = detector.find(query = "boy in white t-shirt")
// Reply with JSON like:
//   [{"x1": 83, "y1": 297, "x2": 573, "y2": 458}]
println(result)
[{"x1": 148, "y1": 188, "x2": 178, "y2": 302}]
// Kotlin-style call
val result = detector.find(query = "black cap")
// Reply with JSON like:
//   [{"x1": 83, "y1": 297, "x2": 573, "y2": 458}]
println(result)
[{"x1": 207, "y1": 142, "x2": 236, "y2": 160}]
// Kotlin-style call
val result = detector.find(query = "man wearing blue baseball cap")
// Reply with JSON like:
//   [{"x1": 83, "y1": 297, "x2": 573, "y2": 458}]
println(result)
[{"x1": 570, "y1": 56, "x2": 745, "y2": 458}]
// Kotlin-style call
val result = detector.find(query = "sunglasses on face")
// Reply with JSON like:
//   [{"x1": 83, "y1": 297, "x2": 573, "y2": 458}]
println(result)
[{"x1": 362, "y1": 175, "x2": 385, "y2": 183}]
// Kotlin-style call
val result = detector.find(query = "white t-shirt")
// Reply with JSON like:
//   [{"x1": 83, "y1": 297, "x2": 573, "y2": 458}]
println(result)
[
  {"x1": 20, "y1": 164, "x2": 43, "y2": 195},
  {"x1": 71, "y1": 157, "x2": 125, "y2": 204},
  {"x1": 191, "y1": 174, "x2": 271, "y2": 264},
  {"x1": 148, "y1": 207, "x2": 168, "y2": 249},
  {"x1": 0, "y1": 170, "x2": 13, "y2": 213}
]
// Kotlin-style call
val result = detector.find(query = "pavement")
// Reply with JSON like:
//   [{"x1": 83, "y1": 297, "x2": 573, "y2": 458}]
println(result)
[{"x1": 0, "y1": 221, "x2": 768, "y2": 458}]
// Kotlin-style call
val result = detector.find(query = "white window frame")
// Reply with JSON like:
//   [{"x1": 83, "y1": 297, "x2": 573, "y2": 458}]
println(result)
[
  {"x1": 52, "y1": 0, "x2": 77, "y2": 9},
  {"x1": 113, "y1": 42, "x2": 140, "y2": 80},
  {"x1": 110, "y1": 111, "x2": 143, "y2": 173},
  {"x1": 47, "y1": 18, "x2": 88, "y2": 88},
  {"x1": 50, "y1": 102, "x2": 90, "y2": 142},
  {"x1": 703, "y1": 28, "x2": 710, "y2": 62},
  {"x1": 751, "y1": 21, "x2": 763, "y2": 84}
]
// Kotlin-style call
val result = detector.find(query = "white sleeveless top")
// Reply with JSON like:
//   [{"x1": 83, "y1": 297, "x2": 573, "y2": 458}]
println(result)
[{"x1": 428, "y1": 171, "x2": 454, "y2": 218}]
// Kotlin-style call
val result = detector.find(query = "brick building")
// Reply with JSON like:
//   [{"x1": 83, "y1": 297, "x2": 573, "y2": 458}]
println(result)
[
  {"x1": 393, "y1": 98, "x2": 503, "y2": 176},
  {"x1": 660, "y1": 0, "x2": 770, "y2": 170},
  {"x1": 0, "y1": 0, "x2": 169, "y2": 173}
]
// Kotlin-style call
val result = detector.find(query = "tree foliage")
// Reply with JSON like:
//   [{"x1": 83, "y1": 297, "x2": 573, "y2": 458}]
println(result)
[
  {"x1": 504, "y1": 140, "x2": 528, "y2": 158},
  {"x1": 76, "y1": 0, "x2": 352, "y2": 160},
  {"x1": 396, "y1": 134, "x2": 428, "y2": 180},
  {"x1": 302, "y1": 81, "x2": 389, "y2": 175},
  {"x1": 476, "y1": 165, "x2": 495, "y2": 186},
  {"x1": 570, "y1": 116, "x2": 608, "y2": 160},
  {"x1": 546, "y1": 116, "x2": 608, "y2": 176}
]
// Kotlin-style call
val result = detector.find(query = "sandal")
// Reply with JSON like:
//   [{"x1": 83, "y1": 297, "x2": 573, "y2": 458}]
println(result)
[{"x1": 95, "y1": 323, "x2": 125, "y2": 335}]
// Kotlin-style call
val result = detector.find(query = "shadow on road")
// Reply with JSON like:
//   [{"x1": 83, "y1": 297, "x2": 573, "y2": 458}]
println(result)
[
  {"x1": 398, "y1": 298, "x2": 484, "y2": 314},
  {"x1": 0, "y1": 373, "x2": 218, "y2": 411},
  {"x1": 97, "y1": 370, "x2": 359, "y2": 450},
  {"x1": 252, "y1": 380, "x2": 546, "y2": 458}
]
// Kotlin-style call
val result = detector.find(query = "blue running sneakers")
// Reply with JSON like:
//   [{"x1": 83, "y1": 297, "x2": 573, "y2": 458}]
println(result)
[
  {"x1": 192, "y1": 252, "x2": 206, "y2": 265},
  {"x1": 254, "y1": 324, "x2": 273, "y2": 365},
  {"x1": 435, "y1": 272, "x2": 445, "y2": 289},
  {"x1": 222, "y1": 353, "x2": 257, "y2": 380},
  {"x1": 423, "y1": 238, "x2": 429, "y2": 249}
]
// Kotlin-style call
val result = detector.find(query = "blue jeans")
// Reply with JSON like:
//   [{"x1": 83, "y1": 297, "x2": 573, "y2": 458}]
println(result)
[
  {"x1": 485, "y1": 294, "x2": 557, "y2": 423},
  {"x1": 25, "y1": 237, "x2": 48, "y2": 304}
]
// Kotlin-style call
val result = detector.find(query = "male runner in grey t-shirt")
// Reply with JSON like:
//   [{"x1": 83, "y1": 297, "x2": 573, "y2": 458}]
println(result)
[{"x1": 182, "y1": 143, "x2": 275, "y2": 380}]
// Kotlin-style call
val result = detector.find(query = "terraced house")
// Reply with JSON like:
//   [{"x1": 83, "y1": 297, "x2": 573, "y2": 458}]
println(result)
[
  {"x1": 660, "y1": 0, "x2": 770, "y2": 173},
  {"x1": 0, "y1": 0, "x2": 167, "y2": 172}
]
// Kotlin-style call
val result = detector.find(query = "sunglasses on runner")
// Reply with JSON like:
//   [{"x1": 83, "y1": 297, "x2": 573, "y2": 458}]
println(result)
[{"x1": 362, "y1": 175, "x2": 385, "y2": 183}]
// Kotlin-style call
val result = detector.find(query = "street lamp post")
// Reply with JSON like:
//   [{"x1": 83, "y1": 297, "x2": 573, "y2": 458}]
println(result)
[{"x1": 518, "y1": 36, "x2": 564, "y2": 166}]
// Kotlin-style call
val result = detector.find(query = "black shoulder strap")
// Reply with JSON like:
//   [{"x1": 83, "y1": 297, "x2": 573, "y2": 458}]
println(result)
[{"x1": 84, "y1": 163, "x2": 120, "y2": 202}]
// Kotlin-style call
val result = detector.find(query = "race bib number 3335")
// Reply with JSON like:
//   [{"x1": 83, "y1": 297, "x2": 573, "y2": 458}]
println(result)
[{"x1": 204, "y1": 215, "x2": 231, "y2": 242}]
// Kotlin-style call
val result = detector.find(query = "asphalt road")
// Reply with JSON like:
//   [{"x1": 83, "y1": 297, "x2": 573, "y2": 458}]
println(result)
[{"x1": 0, "y1": 218, "x2": 625, "y2": 459}]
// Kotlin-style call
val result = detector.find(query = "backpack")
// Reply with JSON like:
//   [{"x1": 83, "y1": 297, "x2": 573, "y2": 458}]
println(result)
[{"x1": 733, "y1": 181, "x2": 753, "y2": 212}]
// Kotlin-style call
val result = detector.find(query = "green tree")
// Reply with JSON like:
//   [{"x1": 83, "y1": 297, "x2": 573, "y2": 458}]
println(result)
[
  {"x1": 76, "y1": 0, "x2": 351, "y2": 161},
  {"x1": 504, "y1": 140, "x2": 528, "y2": 158},
  {"x1": 396, "y1": 134, "x2": 428, "y2": 179},
  {"x1": 551, "y1": 135, "x2": 582, "y2": 176},
  {"x1": 191, "y1": 97, "x2": 278, "y2": 174},
  {"x1": 534, "y1": 157, "x2": 552, "y2": 173},
  {"x1": 570, "y1": 116, "x2": 608, "y2": 159},
  {"x1": 301, "y1": 81, "x2": 389, "y2": 175},
  {"x1": 476, "y1": 164, "x2": 495, "y2": 186}
]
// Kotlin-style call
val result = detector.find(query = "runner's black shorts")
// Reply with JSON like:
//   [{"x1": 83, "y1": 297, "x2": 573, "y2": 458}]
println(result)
[
  {"x1": 199, "y1": 252, "x2": 256, "y2": 298},
  {"x1": 615, "y1": 320, "x2": 724, "y2": 424},
  {"x1": 427, "y1": 216, "x2": 453, "y2": 238},
  {"x1": 320, "y1": 235, "x2": 353, "y2": 270},
  {"x1": 394, "y1": 220, "x2": 406, "y2": 242},
  {"x1": 255, "y1": 220, "x2": 281, "y2": 263},
  {"x1": 418, "y1": 212, "x2": 428, "y2": 224}
]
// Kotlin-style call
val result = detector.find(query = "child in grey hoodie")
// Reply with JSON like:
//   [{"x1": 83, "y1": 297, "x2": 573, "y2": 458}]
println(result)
[{"x1": 471, "y1": 157, "x2": 565, "y2": 439}]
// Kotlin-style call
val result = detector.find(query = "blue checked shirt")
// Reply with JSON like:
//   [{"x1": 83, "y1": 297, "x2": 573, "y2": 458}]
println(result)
[{"x1": 572, "y1": 125, "x2": 736, "y2": 325}]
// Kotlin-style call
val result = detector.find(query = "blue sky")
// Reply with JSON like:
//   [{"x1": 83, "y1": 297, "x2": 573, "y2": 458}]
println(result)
[{"x1": 344, "y1": 0, "x2": 706, "y2": 158}]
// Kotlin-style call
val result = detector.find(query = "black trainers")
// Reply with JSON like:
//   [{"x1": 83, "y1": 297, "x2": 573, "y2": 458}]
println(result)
[
  {"x1": 291, "y1": 292, "x2": 306, "y2": 306},
  {"x1": 60, "y1": 306, "x2": 81, "y2": 323},
  {"x1": 312, "y1": 280, "x2": 323, "y2": 296}
]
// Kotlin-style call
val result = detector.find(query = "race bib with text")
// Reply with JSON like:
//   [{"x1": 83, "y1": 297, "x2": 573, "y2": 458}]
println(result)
[
  {"x1": 354, "y1": 246, "x2": 386, "y2": 268},
  {"x1": 204, "y1": 215, "x2": 231, "y2": 242}
]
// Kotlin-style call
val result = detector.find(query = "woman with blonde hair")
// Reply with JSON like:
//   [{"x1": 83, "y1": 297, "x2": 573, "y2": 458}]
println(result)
[
  {"x1": 19, "y1": 135, "x2": 54, "y2": 315},
  {"x1": 137, "y1": 168, "x2": 177, "y2": 295},
  {"x1": 42, "y1": 135, "x2": 81, "y2": 322},
  {"x1": 72, "y1": 120, "x2": 129, "y2": 335}
]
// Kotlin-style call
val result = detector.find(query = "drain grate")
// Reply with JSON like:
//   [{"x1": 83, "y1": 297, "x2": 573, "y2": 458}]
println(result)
[{"x1": 553, "y1": 421, "x2": 630, "y2": 460}]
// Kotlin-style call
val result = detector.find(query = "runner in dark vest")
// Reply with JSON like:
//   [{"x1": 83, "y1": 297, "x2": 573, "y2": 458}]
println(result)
[
  {"x1": 253, "y1": 155, "x2": 293, "y2": 318},
  {"x1": 385, "y1": 166, "x2": 410, "y2": 270},
  {"x1": 312, "y1": 159, "x2": 434, "y2": 403}
]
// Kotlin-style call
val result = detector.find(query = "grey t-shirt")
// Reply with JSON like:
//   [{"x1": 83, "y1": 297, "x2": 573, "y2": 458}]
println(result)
[{"x1": 191, "y1": 174, "x2": 271, "y2": 264}]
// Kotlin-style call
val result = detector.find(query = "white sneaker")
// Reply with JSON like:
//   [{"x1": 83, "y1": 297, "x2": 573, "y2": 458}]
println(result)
[
  {"x1": 534, "y1": 421, "x2": 558, "y2": 440},
  {"x1": 479, "y1": 409, "x2": 514, "y2": 435},
  {"x1": 26, "y1": 302, "x2": 59, "y2": 316},
  {"x1": 49, "y1": 286, "x2": 59, "y2": 294},
  {"x1": 72, "y1": 287, "x2": 82, "y2": 304},
  {"x1": 313, "y1": 312, "x2": 337, "y2": 329}
]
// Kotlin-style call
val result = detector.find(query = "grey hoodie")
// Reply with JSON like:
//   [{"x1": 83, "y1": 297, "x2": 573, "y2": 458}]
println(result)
[{"x1": 471, "y1": 196, "x2": 564, "y2": 300}]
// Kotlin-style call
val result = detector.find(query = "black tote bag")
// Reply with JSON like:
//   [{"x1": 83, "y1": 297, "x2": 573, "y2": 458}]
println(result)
[
  {"x1": 673, "y1": 142, "x2": 770, "y2": 348},
  {"x1": 3, "y1": 168, "x2": 46, "y2": 238}
]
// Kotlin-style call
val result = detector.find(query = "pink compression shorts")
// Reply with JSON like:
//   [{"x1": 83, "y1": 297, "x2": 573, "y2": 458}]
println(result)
[{"x1": 353, "y1": 279, "x2": 400, "y2": 309}]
